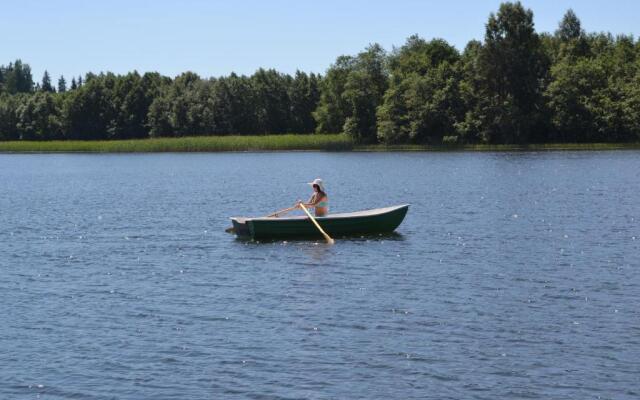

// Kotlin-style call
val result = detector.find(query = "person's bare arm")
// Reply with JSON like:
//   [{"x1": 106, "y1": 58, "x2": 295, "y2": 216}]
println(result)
[{"x1": 296, "y1": 194, "x2": 318, "y2": 208}]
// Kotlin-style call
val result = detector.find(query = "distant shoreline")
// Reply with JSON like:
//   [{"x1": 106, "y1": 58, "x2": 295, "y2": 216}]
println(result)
[{"x1": 1, "y1": 135, "x2": 639, "y2": 153}]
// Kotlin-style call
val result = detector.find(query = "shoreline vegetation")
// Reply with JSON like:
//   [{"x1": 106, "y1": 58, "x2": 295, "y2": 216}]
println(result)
[
  {"x1": 1, "y1": 2, "x2": 639, "y2": 147},
  {"x1": 1, "y1": 134, "x2": 638, "y2": 153}
]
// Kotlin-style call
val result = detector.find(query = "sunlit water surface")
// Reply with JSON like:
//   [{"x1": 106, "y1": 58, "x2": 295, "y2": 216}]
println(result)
[{"x1": 1, "y1": 151, "x2": 639, "y2": 399}]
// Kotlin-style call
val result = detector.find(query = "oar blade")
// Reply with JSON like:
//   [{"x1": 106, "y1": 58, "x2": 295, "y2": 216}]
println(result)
[{"x1": 299, "y1": 203, "x2": 335, "y2": 244}]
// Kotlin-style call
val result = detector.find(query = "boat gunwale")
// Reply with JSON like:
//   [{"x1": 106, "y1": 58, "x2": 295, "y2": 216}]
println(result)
[{"x1": 230, "y1": 204, "x2": 410, "y2": 223}]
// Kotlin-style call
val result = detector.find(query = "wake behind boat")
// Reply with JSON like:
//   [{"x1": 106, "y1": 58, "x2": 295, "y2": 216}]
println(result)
[{"x1": 230, "y1": 204, "x2": 409, "y2": 240}]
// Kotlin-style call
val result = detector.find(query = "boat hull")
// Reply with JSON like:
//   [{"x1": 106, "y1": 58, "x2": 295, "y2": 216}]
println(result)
[{"x1": 230, "y1": 205, "x2": 409, "y2": 240}]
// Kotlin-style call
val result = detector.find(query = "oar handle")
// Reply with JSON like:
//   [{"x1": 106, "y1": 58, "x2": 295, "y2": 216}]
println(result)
[
  {"x1": 299, "y1": 203, "x2": 335, "y2": 244},
  {"x1": 266, "y1": 205, "x2": 297, "y2": 218}
]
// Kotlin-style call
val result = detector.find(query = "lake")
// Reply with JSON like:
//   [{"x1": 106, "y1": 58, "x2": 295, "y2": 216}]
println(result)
[{"x1": 1, "y1": 151, "x2": 638, "y2": 399}]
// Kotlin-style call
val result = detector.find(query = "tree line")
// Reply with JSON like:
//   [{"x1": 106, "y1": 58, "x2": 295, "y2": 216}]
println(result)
[
  {"x1": 1, "y1": 2, "x2": 639, "y2": 144},
  {"x1": 0, "y1": 68, "x2": 320, "y2": 140}
]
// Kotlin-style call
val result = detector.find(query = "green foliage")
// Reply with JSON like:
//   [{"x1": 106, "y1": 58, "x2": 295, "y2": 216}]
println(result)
[
  {"x1": 342, "y1": 70, "x2": 379, "y2": 142},
  {"x1": 377, "y1": 36, "x2": 462, "y2": 144},
  {"x1": 342, "y1": 44, "x2": 389, "y2": 143},
  {"x1": 313, "y1": 55, "x2": 356, "y2": 134},
  {"x1": 471, "y1": 1, "x2": 549, "y2": 143},
  {"x1": 388, "y1": 35, "x2": 459, "y2": 78},
  {"x1": 0, "y1": 60, "x2": 34, "y2": 94},
  {"x1": 217, "y1": 73, "x2": 261, "y2": 135},
  {"x1": 289, "y1": 71, "x2": 320, "y2": 133},
  {"x1": 556, "y1": 9, "x2": 582, "y2": 41},
  {"x1": 316, "y1": 44, "x2": 388, "y2": 143},
  {"x1": 0, "y1": 93, "x2": 20, "y2": 140},
  {"x1": 545, "y1": 25, "x2": 640, "y2": 142},
  {"x1": 549, "y1": 9, "x2": 590, "y2": 62},
  {"x1": 63, "y1": 73, "x2": 118, "y2": 139},
  {"x1": 148, "y1": 71, "x2": 209, "y2": 137},
  {"x1": 41, "y1": 71, "x2": 54, "y2": 93},
  {"x1": 16, "y1": 92, "x2": 63, "y2": 139},
  {"x1": 147, "y1": 69, "x2": 321, "y2": 137},
  {"x1": 251, "y1": 68, "x2": 293, "y2": 134},
  {"x1": 0, "y1": 2, "x2": 639, "y2": 146},
  {"x1": 403, "y1": 63, "x2": 463, "y2": 143},
  {"x1": 110, "y1": 72, "x2": 165, "y2": 139},
  {"x1": 58, "y1": 76, "x2": 67, "y2": 93}
]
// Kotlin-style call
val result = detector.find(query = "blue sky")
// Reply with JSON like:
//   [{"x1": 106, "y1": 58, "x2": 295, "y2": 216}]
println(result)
[{"x1": 2, "y1": 0, "x2": 639, "y2": 83}]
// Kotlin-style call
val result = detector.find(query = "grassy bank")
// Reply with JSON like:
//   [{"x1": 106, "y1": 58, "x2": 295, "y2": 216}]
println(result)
[
  {"x1": 0, "y1": 134, "x2": 354, "y2": 152},
  {"x1": 1, "y1": 135, "x2": 639, "y2": 153}
]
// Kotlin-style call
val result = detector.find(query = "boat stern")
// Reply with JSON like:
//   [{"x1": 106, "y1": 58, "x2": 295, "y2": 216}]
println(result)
[{"x1": 230, "y1": 217, "x2": 251, "y2": 237}]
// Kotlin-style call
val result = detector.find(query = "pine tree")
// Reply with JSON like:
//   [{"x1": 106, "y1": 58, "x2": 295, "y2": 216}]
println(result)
[
  {"x1": 556, "y1": 9, "x2": 582, "y2": 41},
  {"x1": 58, "y1": 75, "x2": 67, "y2": 92},
  {"x1": 41, "y1": 70, "x2": 54, "y2": 92},
  {"x1": 70, "y1": 77, "x2": 77, "y2": 90},
  {"x1": 3, "y1": 60, "x2": 34, "y2": 93}
]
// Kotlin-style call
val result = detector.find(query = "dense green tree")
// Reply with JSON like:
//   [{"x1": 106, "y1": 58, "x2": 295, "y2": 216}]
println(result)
[
  {"x1": 70, "y1": 77, "x2": 77, "y2": 90},
  {"x1": 63, "y1": 73, "x2": 118, "y2": 139},
  {"x1": 379, "y1": 62, "x2": 463, "y2": 144},
  {"x1": 556, "y1": 9, "x2": 582, "y2": 41},
  {"x1": 16, "y1": 92, "x2": 63, "y2": 139},
  {"x1": 1, "y1": 60, "x2": 34, "y2": 94},
  {"x1": 553, "y1": 9, "x2": 590, "y2": 61},
  {"x1": 41, "y1": 70, "x2": 54, "y2": 92},
  {"x1": 313, "y1": 55, "x2": 356, "y2": 134},
  {"x1": 377, "y1": 36, "x2": 462, "y2": 143},
  {"x1": 628, "y1": 64, "x2": 640, "y2": 141},
  {"x1": 223, "y1": 73, "x2": 262, "y2": 135},
  {"x1": 341, "y1": 44, "x2": 389, "y2": 143},
  {"x1": 0, "y1": 94, "x2": 20, "y2": 140},
  {"x1": 470, "y1": 1, "x2": 549, "y2": 143},
  {"x1": 205, "y1": 77, "x2": 233, "y2": 134},
  {"x1": 545, "y1": 16, "x2": 640, "y2": 142},
  {"x1": 314, "y1": 44, "x2": 388, "y2": 142},
  {"x1": 251, "y1": 68, "x2": 293, "y2": 134},
  {"x1": 58, "y1": 76, "x2": 67, "y2": 93},
  {"x1": 108, "y1": 72, "x2": 151, "y2": 138},
  {"x1": 388, "y1": 35, "x2": 459, "y2": 78},
  {"x1": 342, "y1": 70, "x2": 380, "y2": 142},
  {"x1": 288, "y1": 71, "x2": 320, "y2": 133},
  {"x1": 147, "y1": 90, "x2": 173, "y2": 136},
  {"x1": 455, "y1": 40, "x2": 486, "y2": 143},
  {"x1": 545, "y1": 57, "x2": 607, "y2": 142},
  {"x1": 148, "y1": 72, "x2": 217, "y2": 137}
]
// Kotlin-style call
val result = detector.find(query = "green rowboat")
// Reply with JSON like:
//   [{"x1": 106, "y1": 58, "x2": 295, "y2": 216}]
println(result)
[{"x1": 230, "y1": 204, "x2": 409, "y2": 240}]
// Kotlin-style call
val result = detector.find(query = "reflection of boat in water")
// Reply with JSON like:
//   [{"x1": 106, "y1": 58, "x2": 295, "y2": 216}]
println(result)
[{"x1": 230, "y1": 204, "x2": 409, "y2": 240}]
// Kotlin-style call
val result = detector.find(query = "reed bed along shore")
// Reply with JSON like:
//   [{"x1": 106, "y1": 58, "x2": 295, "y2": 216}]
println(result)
[
  {"x1": 0, "y1": 134, "x2": 354, "y2": 152},
  {"x1": 1, "y1": 134, "x2": 638, "y2": 153}
]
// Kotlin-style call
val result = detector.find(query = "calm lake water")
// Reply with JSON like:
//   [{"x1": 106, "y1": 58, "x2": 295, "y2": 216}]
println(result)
[{"x1": 1, "y1": 151, "x2": 639, "y2": 399}]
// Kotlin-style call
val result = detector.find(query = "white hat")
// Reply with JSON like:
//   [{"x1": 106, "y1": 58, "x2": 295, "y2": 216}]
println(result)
[{"x1": 307, "y1": 178, "x2": 325, "y2": 192}]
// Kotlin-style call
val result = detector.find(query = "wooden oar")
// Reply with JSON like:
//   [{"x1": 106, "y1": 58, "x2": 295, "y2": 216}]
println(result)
[
  {"x1": 299, "y1": 203, "x2": 335, "y2": 244},
  {"x1": 266, "y1": 206, "x2": 297, "y2": 218},
  {"x1": 225, "y1": 205, "x2": 298, "y2": 233}
]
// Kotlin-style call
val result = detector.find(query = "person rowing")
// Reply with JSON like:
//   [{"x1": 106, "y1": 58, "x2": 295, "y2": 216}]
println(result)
[{"x1": 296, "y1": 178, "x2": 329, "y2": 217}]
